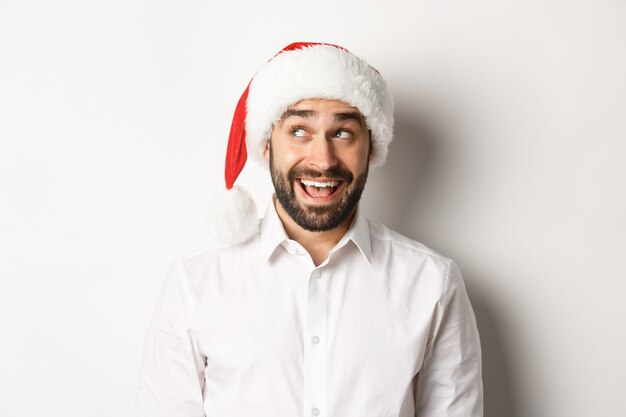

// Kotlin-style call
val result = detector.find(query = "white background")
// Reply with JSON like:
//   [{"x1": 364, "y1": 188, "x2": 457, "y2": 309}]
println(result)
[{"x1": 1, "y1": 1, "x2": 625, "y2": 416}]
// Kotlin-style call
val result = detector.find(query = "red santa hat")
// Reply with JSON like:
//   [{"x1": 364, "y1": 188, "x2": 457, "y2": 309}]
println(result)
[{"x1": 208, "y1": 41, "x2": 394, "y2": 245}]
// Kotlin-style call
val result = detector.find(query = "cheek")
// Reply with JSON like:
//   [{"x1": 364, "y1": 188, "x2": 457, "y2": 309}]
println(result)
[
  {"x1": 272, "y1": 144, "x2": 304, "y2": 170},
  {"x1": 342, "y1": 147, "x2": 370, "y2": 173}
]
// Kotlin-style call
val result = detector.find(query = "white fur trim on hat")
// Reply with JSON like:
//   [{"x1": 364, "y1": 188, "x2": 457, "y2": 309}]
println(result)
[
  {"x1": 245, "y1": 44, "x2": 394, "y2": 168},
  {"x1": 206, "y1": 185, "x2": 259, "y2": 246}
]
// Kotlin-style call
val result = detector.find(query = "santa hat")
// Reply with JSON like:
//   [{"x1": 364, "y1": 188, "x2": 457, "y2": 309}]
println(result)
[{"x1": 207, "y1": 41, "x2": 394, "y2": 245}]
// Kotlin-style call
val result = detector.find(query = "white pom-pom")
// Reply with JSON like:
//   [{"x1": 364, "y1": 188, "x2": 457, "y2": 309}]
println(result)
[{"x1": 207, "y1": 185, "x2": 259, "y2": 246}]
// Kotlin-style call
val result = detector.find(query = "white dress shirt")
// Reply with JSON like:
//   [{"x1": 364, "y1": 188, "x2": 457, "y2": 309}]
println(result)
[{"x1": 136, "y1": 203, "x2": 483, "y2": 417}]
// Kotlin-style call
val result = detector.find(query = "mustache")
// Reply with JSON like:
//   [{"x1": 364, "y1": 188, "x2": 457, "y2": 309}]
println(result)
[{"x1": 287, "y1": 166, "x2": 354, "y2": 183}]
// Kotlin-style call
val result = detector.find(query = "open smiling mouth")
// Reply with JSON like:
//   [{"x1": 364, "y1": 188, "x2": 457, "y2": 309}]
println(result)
[{"x1": 298, "y1": 179, "x2": 343, "y2": 199}]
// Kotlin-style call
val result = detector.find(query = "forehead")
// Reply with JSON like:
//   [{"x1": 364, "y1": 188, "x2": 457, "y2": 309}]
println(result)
[
  {"x1": 277, "y1": 99, "x2": 367, "y2": 128},
  {"x1": 287, "y1": 98, "x2": 362, "y2": 113}
]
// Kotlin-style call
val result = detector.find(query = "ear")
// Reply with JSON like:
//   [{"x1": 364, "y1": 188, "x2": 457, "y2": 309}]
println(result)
[
  {"x1": 263, "y1": 139, "x2": 271, "y2": 161},
  {"x1": 367, "y1": 130, "x2": 373, "y2": 161}
]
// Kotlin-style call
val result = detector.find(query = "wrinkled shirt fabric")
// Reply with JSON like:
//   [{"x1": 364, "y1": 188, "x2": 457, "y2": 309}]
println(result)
[{"x1": 137, "y1": 203, "x2": 483, "y2": 417}]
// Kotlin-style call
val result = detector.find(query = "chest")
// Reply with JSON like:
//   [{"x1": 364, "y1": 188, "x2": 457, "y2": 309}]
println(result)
[{"x1": 194, "y1": 261, "x2": 436, "y2": 388}]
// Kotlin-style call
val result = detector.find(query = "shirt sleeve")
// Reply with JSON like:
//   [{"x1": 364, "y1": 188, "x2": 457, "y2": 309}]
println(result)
[
  {"x1": 414, "y1": 261, "x2": 484, "y2": 417},
  {"x1": 136, "y1": 261, "x2": 206, "y2": 417}
]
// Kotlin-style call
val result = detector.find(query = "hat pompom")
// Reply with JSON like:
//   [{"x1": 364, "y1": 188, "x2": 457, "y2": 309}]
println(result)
[{"x1": 207, "y1": 186, "x2": 259, "y2": 246}]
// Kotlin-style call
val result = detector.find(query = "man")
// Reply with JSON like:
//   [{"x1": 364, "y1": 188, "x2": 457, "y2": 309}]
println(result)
[{"x1": 137, "y1": 42, "x2": 483, "y2": 417}]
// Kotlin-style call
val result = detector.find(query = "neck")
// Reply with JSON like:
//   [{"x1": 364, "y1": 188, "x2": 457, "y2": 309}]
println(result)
[{"x1": 273, "y1": 196, "x2": 355, "y2": 266}]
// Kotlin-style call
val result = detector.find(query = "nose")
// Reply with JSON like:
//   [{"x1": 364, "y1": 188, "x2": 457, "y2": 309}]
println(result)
[{"x1": 307, "y1": 135, "x2": 337, "y2": 171}]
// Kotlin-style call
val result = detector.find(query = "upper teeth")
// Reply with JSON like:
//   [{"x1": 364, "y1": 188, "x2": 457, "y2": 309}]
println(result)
[{"x1": 301, "y1": 179, "x2": 339, "y2": 188}]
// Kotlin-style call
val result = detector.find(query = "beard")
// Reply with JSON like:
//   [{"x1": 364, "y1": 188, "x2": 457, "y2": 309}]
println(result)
[{"x1": 269, "y1": 147, "x2": 369, "y2": 232}]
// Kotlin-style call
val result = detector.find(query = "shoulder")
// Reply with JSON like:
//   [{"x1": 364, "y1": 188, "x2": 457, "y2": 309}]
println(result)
[
  {"x1": 167, "y1": 234, "x2": 262, "y2": 293},
  {"x1": 367, "y1": 219, "x2": 460, "y2": 291},
  {"x1": 368, "y1": 219, "x2": 452, "y2": 264}
]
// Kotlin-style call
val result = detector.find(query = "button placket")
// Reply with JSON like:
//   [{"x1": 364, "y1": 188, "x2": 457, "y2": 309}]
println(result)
[{"x1": 303, "y1": 268, "x2": 328, "y2": 417}]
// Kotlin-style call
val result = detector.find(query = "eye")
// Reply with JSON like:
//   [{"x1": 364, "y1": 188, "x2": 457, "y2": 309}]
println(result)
[
  {"x1": 291, "y1": 127, "x2": 307, "y2": 138},
  {"x1": 333, "y1": 129, "x2": 353, "y2": 139}
]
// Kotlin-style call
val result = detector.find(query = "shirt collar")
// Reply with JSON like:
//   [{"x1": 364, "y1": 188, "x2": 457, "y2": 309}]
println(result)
[
  {"x1": 259, "y1": 198, "x2": 372, "y2": 265},
  {"x1": 342, "y1": 206, "x2": 372, "y2": 264},
  {"x1": 259, "y1": 200, "x2": 291, "y2": 261}
]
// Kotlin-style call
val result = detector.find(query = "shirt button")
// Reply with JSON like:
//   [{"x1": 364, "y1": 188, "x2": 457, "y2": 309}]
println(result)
[
  {"x1": 312, "y1": 408, "x2": 320, "y2": 416},
  {"x1": 311, "y1": 271, "x2": 320, "y2": 279},
  {"x1": 312, "y1": 336, "x2": 320, "y2": 344}
]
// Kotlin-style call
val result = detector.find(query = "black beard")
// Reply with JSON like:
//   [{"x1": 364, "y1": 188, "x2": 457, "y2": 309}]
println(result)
[{"x1": 269, "y1": 148, "x2": 369, "y2": 232}]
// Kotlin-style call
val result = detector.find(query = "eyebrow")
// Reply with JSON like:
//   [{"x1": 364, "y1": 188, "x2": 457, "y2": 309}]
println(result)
[
  {"x1": 279, "y1": 109, "x2": 365, "y2": 126},
  {"x1": 280, "y1": 109, "x2": 316, "y2": 121},
  {"x1": 335, "y1": 111, "x2": 365, "y2": 126}
]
